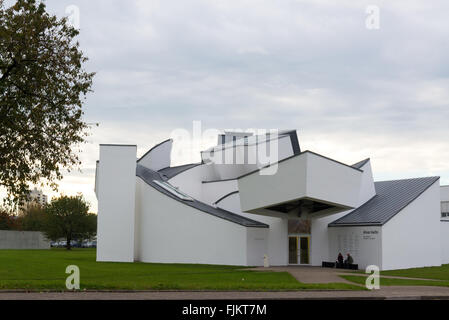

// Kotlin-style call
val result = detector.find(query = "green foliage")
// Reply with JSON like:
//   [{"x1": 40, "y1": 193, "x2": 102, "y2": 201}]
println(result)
[
  {"x1": 0, "y1": 207, "x2": 18, "y2": 230},
  {"x1": 20, "y1": 203, "x2": 46, "y2": 231},
  {"x1": 0, "y1": 0, "x2": 95, "y2": 207},
  {"x1": 44, "y1": 195, "x2": 96, "y2": 249}
]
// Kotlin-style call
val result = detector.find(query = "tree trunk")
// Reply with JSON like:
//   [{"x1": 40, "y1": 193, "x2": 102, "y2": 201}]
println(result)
[{"x1": 66, "y1": 236, "x2": 71, "y2": 250}]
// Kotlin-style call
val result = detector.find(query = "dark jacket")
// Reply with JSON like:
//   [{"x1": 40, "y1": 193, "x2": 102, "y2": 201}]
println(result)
[
  {"x1": 337, "y1": 254, "x2": 344, "y2": 264},
  {"x1": 346, "y1": 255, "x2": 354, "y2": 264}
]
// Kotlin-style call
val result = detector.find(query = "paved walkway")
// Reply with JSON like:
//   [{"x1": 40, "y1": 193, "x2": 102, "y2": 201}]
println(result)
[
  {"x1": 2, "y1": 287, "x2": 449, "y2": 300},
  {"x1": 250, "y1": 265, "x2": 441, "y2": 283},
  {"x1": 250, "y1": 266, "x2": 355, "y2": 284}
]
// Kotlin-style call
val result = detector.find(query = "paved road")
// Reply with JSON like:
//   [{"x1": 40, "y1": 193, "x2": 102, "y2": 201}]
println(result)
[{"x1": 2, "y1": 286, "x2": 449, "y2": 300}]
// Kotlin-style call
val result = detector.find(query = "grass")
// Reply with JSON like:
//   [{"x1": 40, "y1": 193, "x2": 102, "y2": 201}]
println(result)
[
  {"x1": 341, "y1": 275, "x2": 449, "y2": 287},
  {"x1": 0, "y1": 249, "x2": 363, "y2": 291},
  {"x1": 341, "y1": 264, "x2": 449, "y2": 288},
  {"x1": 380, "y1": 264, "x2": 449, "y2": 281}
]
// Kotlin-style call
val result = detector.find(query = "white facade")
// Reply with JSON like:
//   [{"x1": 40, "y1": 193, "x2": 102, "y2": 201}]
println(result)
[
  {"x1": 96, "y1": 144, "x2": 137, "y2": 262},
  {"x1": 441, "y1": 222, "x2": 449, "y2": 264},
  {"x1": 216, "y1": 192, "x2": 289, "y2": 266},
  {"x1": 134, "y1": 179, "x2": 258, "y2": 265},
  {"x1": 381, "y1": 181, "x2": 441, "y2": 270},
  {"x1": 440, "y1": 185, "x2": 449, "y2": 263},
  {"x1": 95, "y1": 130, "x2": 446, "y2": 270},
  {"x1": 238, "y1": 152, "x2": 362, "y2": 217},
  {"x1": 329, "y1": 226, "x2": 382, "y2": 270}
]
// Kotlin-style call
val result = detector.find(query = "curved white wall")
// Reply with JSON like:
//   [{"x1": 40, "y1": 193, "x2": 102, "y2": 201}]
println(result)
[
  {"x1": 202, "y1": 135, "x2": 295, "y2": 181},
  {"x1": 202, "y1": 180, "x2": 238, "y2": 205},
  {"x1": 138, "y1": 140, "x2": 173, "y2": 172},
  {"x1": 135, "y1": 178, "x2": 265, "y2": 266},
  {"x1": 168, "y1": 164, "x2": 210, "y2": 200}
]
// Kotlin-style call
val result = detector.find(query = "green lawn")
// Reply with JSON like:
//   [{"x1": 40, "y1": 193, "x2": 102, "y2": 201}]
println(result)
[
  {"x1": 380, "y1": 264, "x2": 449, "y2": 281},
  {"x1": 0, "y1": 249, "x2": 362, "y2": 291},
  {"x1": 341, "y1": 264, "x2": 449, "y2": 288},
  {"x1": 350, "y1": 264, "x2": 449, "y2": 279},
  {"x1": 341, "y1": 275, "x2": 449, "y2": 288}
]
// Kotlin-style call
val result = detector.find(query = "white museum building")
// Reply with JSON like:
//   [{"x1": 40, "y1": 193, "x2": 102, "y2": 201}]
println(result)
[{"x1": 95, "y1": 130, "x2": 449, "y2": 270}]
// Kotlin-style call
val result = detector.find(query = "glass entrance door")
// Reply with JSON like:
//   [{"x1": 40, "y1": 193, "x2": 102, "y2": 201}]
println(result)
[
  {"x1": 288, "y1": 237, "x2": 298, "y2": 264},
  {"x1": 299, "y1": 237, "x2": 309, "y2": 264},
  {"x1": 289, "y1": 236, "x2": 310, "y2": 264}
]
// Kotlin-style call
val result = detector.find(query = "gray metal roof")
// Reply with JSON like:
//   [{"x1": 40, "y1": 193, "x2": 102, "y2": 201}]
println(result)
[
  {"x1": 136, "y1": 164, "x2": 268, "y2": 228},
  {"x1": 351, "y1": 158, "x2": 370, "y2": 169},
  {"x1": 158, "y1": 163, "x2": 201, "y2": 179},
  {"x1": 329, "y1": 176, "x2": 440, "y2": 227}
]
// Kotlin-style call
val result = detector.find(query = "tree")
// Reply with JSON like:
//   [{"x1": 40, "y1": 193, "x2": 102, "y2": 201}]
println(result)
[
  {"x1": 44, "y1": 195, "x2": 96, "y2": 250},
  {"x1": 0, "y1": 207, "x2": 20, "y2": 230},
  {"x1": 0, "y1": 208, "x2": 12, "y2": 229},
  {"x1": 20, "y1": 203, "x2": 46, "y2": 231},
  {"x1": 0, "y1": 0, "x2": 95, "y2": 207}
]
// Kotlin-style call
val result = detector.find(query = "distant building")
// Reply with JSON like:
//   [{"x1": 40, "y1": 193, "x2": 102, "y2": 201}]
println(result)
[
  {"x1": 20, "y1": 187, "x2": 48, "y2": 213},
  {"x1": 442, "y1": 186, "x2": 449, "y2": 219}
]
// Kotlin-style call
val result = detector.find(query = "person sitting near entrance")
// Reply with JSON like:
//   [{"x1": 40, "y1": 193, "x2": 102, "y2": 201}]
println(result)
[
  {"x1": 336, "y1": 252, "x2": 344, "y2": 265},
  {"x1": 344, "y1": 253, "x2": 354, "y2": 265}
]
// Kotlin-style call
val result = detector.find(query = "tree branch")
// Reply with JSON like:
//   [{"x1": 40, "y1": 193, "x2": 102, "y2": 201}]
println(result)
[{"x1": 0, "y1": 59, "x2": 17, "y2": 82}]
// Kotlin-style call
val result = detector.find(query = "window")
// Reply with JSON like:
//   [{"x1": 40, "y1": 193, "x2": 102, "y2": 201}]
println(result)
[
  {"x1": 442, "y1": 201, "x2": 449, "y2": 218},
  {"x1": 153, "y1": 180, "x2": 194, "y2": 201}
]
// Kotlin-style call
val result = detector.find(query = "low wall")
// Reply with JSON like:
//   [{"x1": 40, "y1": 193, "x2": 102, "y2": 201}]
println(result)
[{"x1": 0, "y1": 230, "x2": 51, "y2": 249}]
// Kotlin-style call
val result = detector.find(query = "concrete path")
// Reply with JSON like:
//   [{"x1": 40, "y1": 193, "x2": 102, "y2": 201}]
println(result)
[
  {"x1": 250, "y1": 266, "x2": 441, "y2": 284},
  {"x1": 2, "y1": 286, "x2": 449, "y2": 300},
  {"x1": 249, "y1": 266, "x2": 356, "y2": 284},
  {"x1": 341, "y1": 273, "x2": 442, "y2": 282}
]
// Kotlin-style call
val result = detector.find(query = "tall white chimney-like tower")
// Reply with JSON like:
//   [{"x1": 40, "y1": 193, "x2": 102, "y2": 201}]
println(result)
[{"x1": 96, "y1": 144, "x2": 137, "y2": 262}]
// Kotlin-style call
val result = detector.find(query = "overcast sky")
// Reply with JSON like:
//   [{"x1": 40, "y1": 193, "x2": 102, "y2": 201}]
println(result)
[{"x1": 3, "y1": 0, "x2": 449, "y2": 212}]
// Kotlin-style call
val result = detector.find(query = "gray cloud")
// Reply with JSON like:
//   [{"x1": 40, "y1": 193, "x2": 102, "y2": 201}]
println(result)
[{"x1": 3, "y1": 0, "x2": 448, "y2": 211}]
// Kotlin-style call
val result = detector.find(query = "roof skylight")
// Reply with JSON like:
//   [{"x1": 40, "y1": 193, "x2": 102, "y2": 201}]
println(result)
[{"x1": 153, "y1": 180, "x2": 194, "y2": 201}]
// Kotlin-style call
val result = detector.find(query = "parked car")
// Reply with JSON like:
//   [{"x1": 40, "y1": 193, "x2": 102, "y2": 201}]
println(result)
[{"x1": 81, "y1": 240, "x2": 97, "y2": 248}]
